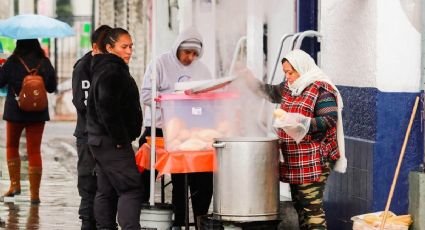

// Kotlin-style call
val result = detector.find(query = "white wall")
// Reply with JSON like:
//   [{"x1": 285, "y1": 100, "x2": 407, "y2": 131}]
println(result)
[
  {"x1": 321, "y1": 0, "x2": 421, "y2": 93},
  {"x1": 19, "y1": 0, "x2": 34, "y2": 14},
  {"x1": 180, "y1": 0, "x2": 248, "y2": 78},
  {"x1": 72, "y1": 0, "x2": 92, "y2": 16},
  {"x1": 155, "y1": 0, "x2": 178, "y2": 56},
  {"x1": 0, "y1": 0, "x2": 11, "y2": 19},
  {"x1": 193, "y1": 0, "x2": 217, "y2": 78},
  {"x1": 376, "y1": 0, "x2": 421, "y2": 92},
  {"x1": 265, "y1": 0, "x2": 296, "y2": 84},
  {"x1": 37, "y1": 0, "x2": 55, "y2": 17},
  {"x1": 320, "y1": 0, "x2": 377, "y2": 88},
  {"x1": 246, "y1": 0, "x2": 265, "y2": 80},
  {"x1": 215, "y1": 0, "x2": 247, "y2": 77},
  {"x1": 201, "y1": 0, "x2": 296, "y2": 81}
]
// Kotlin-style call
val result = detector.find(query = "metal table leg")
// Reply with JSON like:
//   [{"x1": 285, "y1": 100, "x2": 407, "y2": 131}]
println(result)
[
  {"x1": 161, "y1": 176, "x2": 165, "y2": 203},
  {"x1": 185, "y1": 173, "x2": 189, "y2": 229}
]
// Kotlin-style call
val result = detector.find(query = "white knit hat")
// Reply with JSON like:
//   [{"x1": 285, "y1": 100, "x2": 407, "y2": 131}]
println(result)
[{"x1": 179, "y1": 38, "x2": 202, "y2": 55}]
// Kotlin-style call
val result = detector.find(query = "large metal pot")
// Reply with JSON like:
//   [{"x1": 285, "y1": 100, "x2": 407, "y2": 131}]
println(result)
[{"x1": 212, "y1": 137, "x2": 280, "y2": 221}]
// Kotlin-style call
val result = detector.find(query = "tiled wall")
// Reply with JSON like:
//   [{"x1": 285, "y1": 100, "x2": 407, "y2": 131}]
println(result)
[
  {"x1": 323, "y1": 86, "x2": 376, "y2": 229},
  {"x1": 325, "y1": 137, "x2": 374, "y2": 230},
  {"x1": 324, "y1": 86, "x2": 423, "y2": 229}
]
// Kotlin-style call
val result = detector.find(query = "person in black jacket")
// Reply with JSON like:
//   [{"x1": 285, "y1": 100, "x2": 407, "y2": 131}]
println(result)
[
  {"x1": 86, "y1": 28, "x2": 143, "y2": 230},
  {"x1": 0, "y1": 39, "x2": 57, "y2": 204},
  {"x1": 71, "y1": 25, "x2": 111, "y2": 230}
]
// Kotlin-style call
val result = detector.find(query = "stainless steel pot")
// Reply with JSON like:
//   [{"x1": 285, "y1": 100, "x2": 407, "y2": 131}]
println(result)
[{"x1": 212, "y1": 137, "x2": 280, "y2": 221}]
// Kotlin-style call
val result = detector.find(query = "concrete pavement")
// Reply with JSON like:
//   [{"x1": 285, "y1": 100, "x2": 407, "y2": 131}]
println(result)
[{"x1": 0, "y1": 121, "x2": 81, "y2": 229}]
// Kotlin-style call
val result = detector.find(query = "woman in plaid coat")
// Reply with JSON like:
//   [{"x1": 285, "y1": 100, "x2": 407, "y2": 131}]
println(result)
[{"x1": 245, "y1": 49, "x2": 347, "y2": 229}]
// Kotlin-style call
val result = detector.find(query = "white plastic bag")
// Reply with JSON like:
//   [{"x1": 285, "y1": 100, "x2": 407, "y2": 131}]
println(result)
[{"x1": 273, "y1": 111, "x2": 311, "y2": 144}]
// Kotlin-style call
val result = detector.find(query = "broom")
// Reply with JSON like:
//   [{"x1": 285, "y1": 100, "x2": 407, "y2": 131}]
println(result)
[{"x1": 379, "y1": 96, "x2": 419, "y2": 230}]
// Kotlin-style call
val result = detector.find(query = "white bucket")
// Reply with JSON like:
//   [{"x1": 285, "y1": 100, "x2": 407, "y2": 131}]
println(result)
[{"x1": 140, "y1": 203, "x2": 173, "y2": 230}]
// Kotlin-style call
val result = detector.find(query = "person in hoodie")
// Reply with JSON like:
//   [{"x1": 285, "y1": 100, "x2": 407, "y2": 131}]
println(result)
[
  {"x1": 140, "y1": 27, "x2": 213, "y2": 228},
  {"x1": 86, "y1": 27, "x2": 143, "y2": 230},
  {"x1": 71, "y1": 24, "x2": 111, "y2": 230}
]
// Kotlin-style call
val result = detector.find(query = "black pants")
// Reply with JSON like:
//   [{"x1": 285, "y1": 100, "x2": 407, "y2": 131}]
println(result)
[
  {"x1": 172, "y1": 172, "x2": 213, "y2": 227},
  {"x1": 76, "y1": 138, "x2": 97, "y2": 230},
  {"x1": 89, "y1": 135, "x2": 143, "y2": 230},
  {"x1": 139, "y1": 127, "x2": 162, "y2": 203}
]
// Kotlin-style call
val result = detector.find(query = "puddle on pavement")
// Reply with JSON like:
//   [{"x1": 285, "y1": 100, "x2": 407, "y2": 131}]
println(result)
[
  {"x1": 1, "y1": 202, "x2": 39, "y2": 229},
  {"x1": 0, "y1": 201, "x2": 80, "y2": 229}
]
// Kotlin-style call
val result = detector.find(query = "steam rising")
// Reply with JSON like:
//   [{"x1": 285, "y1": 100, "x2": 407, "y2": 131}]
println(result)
[{"x1": 217, "y1": 69, "x2": 276, "y2": 138}]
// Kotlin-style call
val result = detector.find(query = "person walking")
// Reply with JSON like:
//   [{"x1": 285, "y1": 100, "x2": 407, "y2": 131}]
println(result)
[
  {"x1": 71, "y1": 25, "x2": 111, "y2": 229},
  {"x1": 87, "y1": 27, "x2": 143, "y2": 230},
  {"x1": 0, "y1": 39, "x2": 57, "y2": 204},
  {"x1": 244, "y1": 49, "x2": 346, "y2": 230},
  {"x1": 140, "y1": 27, "x2": 213, "y2": 228}
]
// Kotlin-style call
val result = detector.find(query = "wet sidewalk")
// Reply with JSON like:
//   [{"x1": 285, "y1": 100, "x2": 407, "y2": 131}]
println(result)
[{"x1": 0, "y1": 121, "x2": 81, "y2": 229}]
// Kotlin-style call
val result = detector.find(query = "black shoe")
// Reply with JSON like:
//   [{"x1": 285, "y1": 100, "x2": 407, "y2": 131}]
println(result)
[
  {"x1": 81, "y1": 220, "x2": 96, "y2": 230},
  {"x1": 30, "y1": 199, "x2": 40, "y2": 205}
]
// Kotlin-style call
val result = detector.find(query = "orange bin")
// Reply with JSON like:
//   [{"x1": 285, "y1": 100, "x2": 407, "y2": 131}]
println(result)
[{"x1": 146, "y1": 136, "x2": 165, "y2": 149}]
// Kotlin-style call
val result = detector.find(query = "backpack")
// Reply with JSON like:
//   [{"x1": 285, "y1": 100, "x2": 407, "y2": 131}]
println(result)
[{"x1": 13, "y1": 57, "x2": 48, "y2": 112}]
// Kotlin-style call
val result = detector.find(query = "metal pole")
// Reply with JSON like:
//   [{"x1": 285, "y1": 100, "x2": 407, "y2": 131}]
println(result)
[
  {"x1": 293, "y1": 30, "x2": 322, "y2": 50},
  {"x1": 421, "y1": 0, "x2": 425, "y2": 171},
  {"x1": 228, "y1": 36, "x2": 247, "y2": 76},
  {"x1": 54, "y1": 38, "x2": 58, "y2": 70},
  {"x1": 54, "y1": 38, "x2": 58, "y2": 93},
  {"x1": 268, "y1": 34, "x2": 293, "y2": 84},
  {"x1": 161, "y1": 176, "x2": 165, "y2": 204},
  {"x1": 91, "y1": 0, "x2": 95, "y2": 33},
  {"x1": 149, "y1": 0, "x2": 157, "y2": 207},
  {"x1": 185, "y1": 174, "x2": 189, "y2": 229}
]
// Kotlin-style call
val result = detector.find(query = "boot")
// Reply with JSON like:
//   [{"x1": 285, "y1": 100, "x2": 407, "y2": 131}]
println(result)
[
  {"x1": 28, "y1": 166, "x2": 42, "y2": 205},
  {"x1": 81, "y1": 219, "x2": 96, "y2": 230},
  {"x1": 3, "y1": 158, "x2": 21, "y2": 197},
  {"x1": 26, "y1": 203, "x2": 40, "y2": 228}
]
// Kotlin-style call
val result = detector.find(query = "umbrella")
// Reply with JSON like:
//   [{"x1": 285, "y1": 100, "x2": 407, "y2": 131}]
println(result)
[{"x1": 0, "y1": 14, "x2": 75, "y2": 39}]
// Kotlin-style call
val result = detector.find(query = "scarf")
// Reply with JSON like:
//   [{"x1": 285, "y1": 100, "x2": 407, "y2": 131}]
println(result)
[{"x1": 284, "y1": 49, "x2": 347, "y2": 173}]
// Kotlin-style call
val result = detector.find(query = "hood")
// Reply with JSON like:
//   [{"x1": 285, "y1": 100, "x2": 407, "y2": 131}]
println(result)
[
  {"x1": 171, "y1": 27, "x2": 204, "y2": 59},
  {"x1": 91, "y1": 53, "x2": 128, "y2": 73},
  {"x1": 73, "y1": 51, "x2": 92, "y2": 69}
]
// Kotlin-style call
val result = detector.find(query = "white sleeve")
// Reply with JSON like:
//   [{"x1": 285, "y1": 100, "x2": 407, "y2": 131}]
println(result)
[
  {"x1": 140, "y1": 62, "x2": 152, "y2": 105},
  {"x1": 141, "y1": 60, "x2": 161, "y2": 106}
]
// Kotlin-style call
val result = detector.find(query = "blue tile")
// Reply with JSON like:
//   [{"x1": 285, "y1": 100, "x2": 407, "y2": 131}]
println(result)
[{"x1": 338, "y1": 86, "x2": 377, "y2": 140}]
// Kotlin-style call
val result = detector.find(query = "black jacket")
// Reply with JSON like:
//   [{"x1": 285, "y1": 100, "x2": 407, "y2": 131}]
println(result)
[
  {"x1": 87, "y1": 53, "x2": 142, "y2": 145},
  {"x1": 72, "y1": 51, "x2": 92, "y2": 138},
  {"x1": 0, "y1": 55, "x2": 57, "y2": 122}
]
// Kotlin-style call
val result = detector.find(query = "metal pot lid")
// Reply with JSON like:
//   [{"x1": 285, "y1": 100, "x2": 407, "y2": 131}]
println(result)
[
  {"x1": 184, "y1": 75, "x2": 236, "y2": 95},
  {"x1": 214, "y1": 136, "x2": 278, "y2": 142}
]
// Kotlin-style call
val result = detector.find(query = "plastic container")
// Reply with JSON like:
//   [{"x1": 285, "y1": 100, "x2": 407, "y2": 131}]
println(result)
[
  {"x1": 351, "y1": 212, "x2": 409, "y2": 230},
  {"x1": 158, "y1": 92, "x2": 239, "y2": 152}
]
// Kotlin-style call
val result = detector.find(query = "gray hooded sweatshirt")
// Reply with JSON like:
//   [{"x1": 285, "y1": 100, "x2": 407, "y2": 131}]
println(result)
[{"x1": 141, "y1": 27, "x2": 212, "y2": 128}]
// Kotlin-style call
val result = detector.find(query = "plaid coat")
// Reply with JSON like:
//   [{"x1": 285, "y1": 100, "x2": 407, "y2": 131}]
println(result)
[{"x1": 275, "y1": 81, "x2": 339, "y2": 184}]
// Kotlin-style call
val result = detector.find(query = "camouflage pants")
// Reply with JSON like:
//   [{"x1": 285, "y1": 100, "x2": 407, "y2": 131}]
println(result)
[{"x1": 289, "y1": 164, "x2": 331, "y2": 230}]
